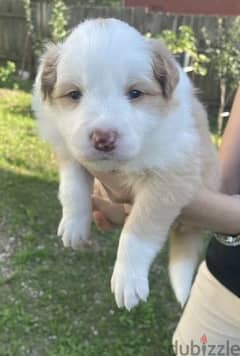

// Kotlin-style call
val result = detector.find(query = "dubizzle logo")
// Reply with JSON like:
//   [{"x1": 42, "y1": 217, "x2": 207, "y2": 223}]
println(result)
[
  {"x1": 201, "y1": 334, "x2": 208, "y2": 344},
  {"x1": 200, "y1": 334, "x2": 208, "y2": 356},
  {"x1": 172, "y1": 334, "x2": 240, "y2": 355}
]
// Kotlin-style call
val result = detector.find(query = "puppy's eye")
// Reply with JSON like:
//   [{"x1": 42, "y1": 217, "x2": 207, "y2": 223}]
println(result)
[
  {"x1": 67, "y1": 90, "x2": 82, "y2": 100},
  {"x1": 128, "y1": 89, "x2": 143, "y2": 100}
]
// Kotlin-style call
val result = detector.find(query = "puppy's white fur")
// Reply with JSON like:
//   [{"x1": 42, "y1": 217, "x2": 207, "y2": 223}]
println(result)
[{"x1": 33, "y1": 18, "x2": 220, "y2": 310}]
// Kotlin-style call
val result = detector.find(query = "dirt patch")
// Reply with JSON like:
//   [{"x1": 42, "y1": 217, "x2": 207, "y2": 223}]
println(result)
[{"x1": 0, "y1": 225, "x2": 20, "y2": 279}]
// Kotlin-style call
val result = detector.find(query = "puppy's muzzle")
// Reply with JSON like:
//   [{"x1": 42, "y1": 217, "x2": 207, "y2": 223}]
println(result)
[{"x1": 90, "y1": 129, "x2": 118, "y2": 152}]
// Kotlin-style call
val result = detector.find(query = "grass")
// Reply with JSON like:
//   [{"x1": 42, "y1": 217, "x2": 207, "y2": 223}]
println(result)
[{"x1": 0, "y1": 88, "x2": 180, "y2": 356}]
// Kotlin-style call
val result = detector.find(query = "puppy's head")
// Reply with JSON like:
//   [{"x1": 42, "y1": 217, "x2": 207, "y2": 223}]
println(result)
[{"x1": 37, "y1": 18, "x2": 180, "y2": 168}]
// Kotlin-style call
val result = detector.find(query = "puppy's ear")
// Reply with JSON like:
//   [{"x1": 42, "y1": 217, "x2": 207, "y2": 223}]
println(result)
[
  {"x1": 40, "y1": 43, "x2": 61, "y2": 100},
  {"x1": 149, "y1": 39, "x2": 179, "y2": 99}
]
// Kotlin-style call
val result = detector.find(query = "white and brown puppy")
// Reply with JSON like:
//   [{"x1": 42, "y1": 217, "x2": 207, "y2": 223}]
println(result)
[{"x1": 33, "y1": 18, "x2": 220, "y2": 310}]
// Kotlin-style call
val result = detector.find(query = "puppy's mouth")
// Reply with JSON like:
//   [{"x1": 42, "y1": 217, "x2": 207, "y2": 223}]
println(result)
[
  {"x1": 84, "y1": 153, "x2": 126, "y2": 162},
  {"x1": 93, "y1": 152, "x2": 115, "y2": 160},
  {"x1": 78, "y1": 150, "x2": 130, "y2": 165}
]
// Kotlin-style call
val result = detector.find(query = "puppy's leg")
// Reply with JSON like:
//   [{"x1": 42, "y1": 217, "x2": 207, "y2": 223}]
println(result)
[
  {"x1": 111, "y1": 185, "x2": 181, "y2": 310},
  {"x1": 57, "y1": 154, "x2": 93, "y2": 249},
  {"x1": 169, "y1": 226, "x2": 203, "y2": 307}
]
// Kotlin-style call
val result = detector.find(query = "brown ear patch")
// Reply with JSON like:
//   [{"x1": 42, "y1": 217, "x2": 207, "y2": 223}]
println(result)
[
  {"x1": 150, "y1": 39, "x2": 179, "y2": 99},
  {"x1": 41, "y1": 43, "x2": 61, "y2": 100}
]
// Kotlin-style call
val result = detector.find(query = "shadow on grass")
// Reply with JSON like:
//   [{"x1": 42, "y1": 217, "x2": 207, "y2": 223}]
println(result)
[
  {"x1": 0, "y1": 168, "x2": 59, "y2": 236},
  {"x1": 0, "y1": 167, "x2": 180, "y2": 356}
]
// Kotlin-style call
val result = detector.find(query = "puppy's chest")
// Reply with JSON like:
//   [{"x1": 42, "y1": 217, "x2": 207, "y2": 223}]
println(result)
[
  {"x1": 86, "y1": 166, "x2": 134, "y2": 204},
  {"x1": 85, "y1": 162, "x2": 201, "y2": 209}
]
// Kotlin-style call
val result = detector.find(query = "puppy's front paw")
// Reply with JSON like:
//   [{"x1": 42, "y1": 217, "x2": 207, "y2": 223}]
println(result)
[
  {"x1": 57, "y1": 215, "x2": 90, "y2": 249},
  {"x1": 111, "y1": 261, "x2": 149, "y2": 311}
]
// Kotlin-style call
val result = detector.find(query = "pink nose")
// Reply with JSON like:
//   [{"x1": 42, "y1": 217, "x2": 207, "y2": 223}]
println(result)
[{"x1": 90, "y1": 130, "x2": 118, "y2": 152}]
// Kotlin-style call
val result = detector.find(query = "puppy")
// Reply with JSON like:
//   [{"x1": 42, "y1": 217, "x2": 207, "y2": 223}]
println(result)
[{"x1": 32, "y1": 18, "x2": 220, "y2": 310}]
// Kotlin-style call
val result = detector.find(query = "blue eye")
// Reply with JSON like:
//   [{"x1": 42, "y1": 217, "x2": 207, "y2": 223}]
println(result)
[
  {"x1": 68, "y1": 90, "x2": 82, "y2": 100},
  {"x1": 128, "y1": 89, "x2": 143, "y2": 100}
]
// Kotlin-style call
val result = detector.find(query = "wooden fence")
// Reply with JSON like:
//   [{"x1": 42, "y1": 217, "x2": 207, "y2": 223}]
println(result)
[
  {"x1": 0, "y1": 0, "x2": 237, "y2": 108},
  {"x1": 0, "y1": 0, "x2": 228, "y2": 64}
]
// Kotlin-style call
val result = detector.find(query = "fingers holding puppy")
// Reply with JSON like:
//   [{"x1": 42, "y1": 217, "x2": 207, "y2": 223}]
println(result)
[{"x1": 92, "y1": 195, "x2": 127, "y2": 231}]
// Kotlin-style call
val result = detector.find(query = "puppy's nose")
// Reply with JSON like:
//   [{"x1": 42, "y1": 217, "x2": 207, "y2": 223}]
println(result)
[{"x1": 90, "y1": 130, "x2": 118, "y2": 152}]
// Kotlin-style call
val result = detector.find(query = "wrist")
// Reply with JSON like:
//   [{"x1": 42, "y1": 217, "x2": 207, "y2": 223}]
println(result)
[{"x1": 213, "y1": 232, "x2": 240, "y2": 247}]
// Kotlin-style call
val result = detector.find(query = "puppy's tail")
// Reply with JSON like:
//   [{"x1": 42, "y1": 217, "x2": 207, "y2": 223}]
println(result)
[{"x1": 168, "y1": 227, "x2": 203, "y2": 307}]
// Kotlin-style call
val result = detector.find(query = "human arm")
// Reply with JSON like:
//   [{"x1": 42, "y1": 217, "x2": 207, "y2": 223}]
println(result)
[{"x1": 181, "y1": 85, "x2": 240, "y2": 233}]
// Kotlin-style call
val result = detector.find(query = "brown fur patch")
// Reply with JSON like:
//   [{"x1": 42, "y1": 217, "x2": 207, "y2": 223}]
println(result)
[
  {"x1": 41, "y1": 43, "x2": 60, "y2": 100},
  {"x1": 50, "y1": 82, "x2": 81, "y2": 110},
  {"x1": 150, "y1": 39, "x2": 179, "y2": 99}
]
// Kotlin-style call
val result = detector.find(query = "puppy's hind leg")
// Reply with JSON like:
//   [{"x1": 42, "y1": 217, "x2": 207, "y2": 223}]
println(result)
[{"x1": 169, "y1": 226, "x2": 203, "y2": 307}]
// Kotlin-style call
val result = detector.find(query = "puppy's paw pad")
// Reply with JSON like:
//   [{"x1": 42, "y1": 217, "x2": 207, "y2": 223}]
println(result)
[
  {"x1": 111, "y1": 262, "x2": 149, "y2": 310},
  {"x1": 57, "y1": 217, "x2": 90, "y2": 250}
]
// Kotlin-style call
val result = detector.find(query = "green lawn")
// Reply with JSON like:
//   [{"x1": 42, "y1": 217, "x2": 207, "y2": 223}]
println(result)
[{"x1": 0, "y1": 88, "x2": 180, "y2": 356}]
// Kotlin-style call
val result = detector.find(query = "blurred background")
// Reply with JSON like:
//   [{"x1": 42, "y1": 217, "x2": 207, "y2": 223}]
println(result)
[{"x1": 1, "y1": 0, "x2": 240, "y2": 135}]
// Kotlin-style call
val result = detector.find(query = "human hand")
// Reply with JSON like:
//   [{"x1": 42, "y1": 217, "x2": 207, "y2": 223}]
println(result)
[{"x1": 92, "y1": 194, "x2": 128, "y2": 231}]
